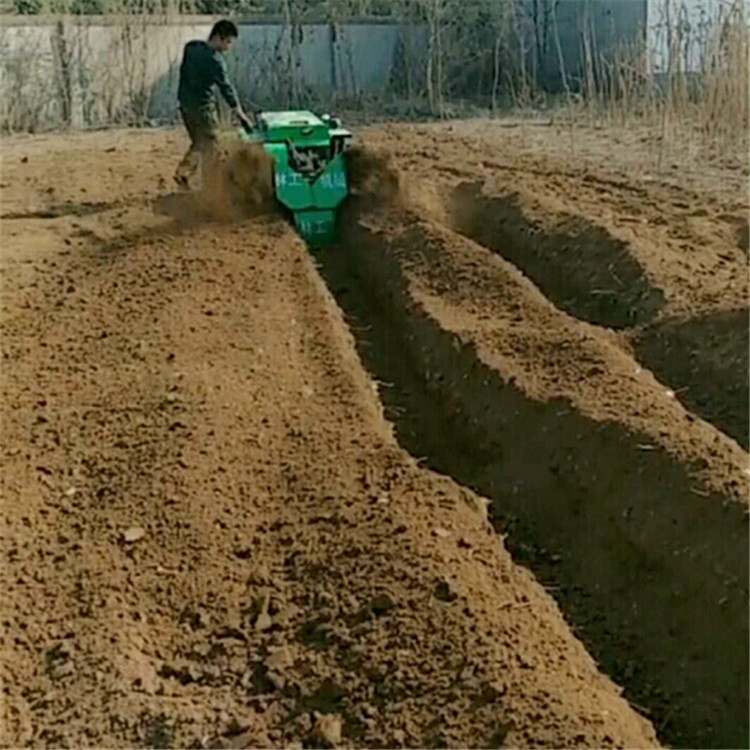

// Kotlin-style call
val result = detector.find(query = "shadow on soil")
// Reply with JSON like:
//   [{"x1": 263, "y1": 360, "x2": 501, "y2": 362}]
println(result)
[
  {"x1": 448, "y1": 181, "x2": 748, "y2": 449},
  {"x1": 316, "y1": 208, "x2": 749, "y2": 750},
  {"x1": 449, "y1": 182, "x2": 665, "y2": 329},
  {"x1": 738, "y1": 222, "x2": 749, "y2": 255},
  {"x1": 1, "y1": 200, "x2": 122, "y2": 220},
  {"x1": 633, "y1": 309, "x2": 749, "y2": 449}
]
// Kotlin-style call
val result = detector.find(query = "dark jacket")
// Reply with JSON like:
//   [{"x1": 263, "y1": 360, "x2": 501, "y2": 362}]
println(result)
[{"x1": 177, "y1": 40, "x2": 238, "y2": 111}]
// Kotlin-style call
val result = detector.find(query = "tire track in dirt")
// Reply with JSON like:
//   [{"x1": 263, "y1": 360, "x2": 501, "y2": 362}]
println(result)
[
  {"x1": 0, "y1": 209, "x2": 659, "y2": 747},
  {"x1": 320, "y1": 201, "x2": 748, "y2": 749}
]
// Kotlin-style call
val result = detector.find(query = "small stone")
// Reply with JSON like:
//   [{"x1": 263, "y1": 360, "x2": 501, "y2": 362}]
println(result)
[
  {"x1": 122, "y1": 526, "x2": 145, "y2": 543},
  {"x1": 255, "y1": 611, "x2": 272, "y2": 632},
  {"x1": 312, "y1": 713, "x2": 342, "y2": 747},
  {"x1": 432, "y1": 527, "x2": 450, "y2": 538},
  {"x1": 392, "y1": 729, "x2": 406, "y2": 745}
]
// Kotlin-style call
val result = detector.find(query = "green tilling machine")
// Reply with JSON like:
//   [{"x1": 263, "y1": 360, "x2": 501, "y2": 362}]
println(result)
[{"x1": 239, "y1": 110, "x2": 352, "y2": 247}]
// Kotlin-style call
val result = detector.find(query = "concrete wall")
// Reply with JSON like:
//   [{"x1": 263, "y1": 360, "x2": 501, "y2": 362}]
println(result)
[
  {"x1": 0, "y1": 18, "x2": 421, "y2": 129},
  {"x1": 0, "y1": 2, "x2": 652, "y2": 130},
  {"x1": 518, "y1": 0, "x2": 646, "y2": 89}
]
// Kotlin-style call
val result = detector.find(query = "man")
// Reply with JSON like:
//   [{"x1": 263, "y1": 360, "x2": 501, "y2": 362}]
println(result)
[{"x1": 174, "y1": 19, "x2": 253, "y2": 187}]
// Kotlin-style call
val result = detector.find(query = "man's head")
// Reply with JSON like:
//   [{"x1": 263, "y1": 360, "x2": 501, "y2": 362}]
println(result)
[{"x1": 208, "y1": 19, "x2": 239, "y2": 53}]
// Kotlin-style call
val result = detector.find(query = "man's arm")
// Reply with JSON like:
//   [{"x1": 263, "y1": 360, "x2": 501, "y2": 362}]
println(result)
[
  {"x1": 214, "y1": 56, "x2": 253, "y2": 129},
  {"x1": 214, "y1": 56, "x2": 239, "y2": 110}
]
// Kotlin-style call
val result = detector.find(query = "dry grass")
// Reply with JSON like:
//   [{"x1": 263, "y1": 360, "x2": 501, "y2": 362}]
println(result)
[{"x1": 543, "y1": 0, "x2": 749, "y2": 174}]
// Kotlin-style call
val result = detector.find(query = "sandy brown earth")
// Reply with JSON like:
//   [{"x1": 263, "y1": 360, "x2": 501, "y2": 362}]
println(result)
[{"x1": 0, "y1": 122, "x2": 747, "y2": 750}]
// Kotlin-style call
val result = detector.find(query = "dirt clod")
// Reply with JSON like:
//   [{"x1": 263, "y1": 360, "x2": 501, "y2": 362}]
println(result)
[
  {"x1": 369, "y1": 592, "x2": 396, "y2": 615},
  {"x1": 312, "y1": 713, "x2": 342, "y2": 747},
  {"x1": 254, "y1": 612, "x2": 273, "y2": 632},
  {"x1": 265, "y1": 646, "x2": 292, "y2": 672},
  {"x1": 122, "y1": 526, "x2": 146, "y2": 543},
  {"x1": 435, "y1": 579, "x2": 459, "y2": 603}
]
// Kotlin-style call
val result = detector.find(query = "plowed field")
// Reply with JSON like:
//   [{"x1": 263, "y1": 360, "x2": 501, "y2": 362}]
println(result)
[{"x1": 1, "y1": 122, "x2": 747, "y2": 749}]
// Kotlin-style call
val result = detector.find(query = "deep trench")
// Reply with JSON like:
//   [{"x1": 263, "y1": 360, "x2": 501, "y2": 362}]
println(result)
[
  {"x1": 632, "y1": 310, "x2": 749, "y2": 450},
  {"x1": 448, "y1": 182, "x2": 666, "y2": 330},
  {"x1": 315, "y1": 211, "x2": 749, "y2": 750},
  {"x1": 448, "y1": 182, "x2": 750, "y2": 449}
]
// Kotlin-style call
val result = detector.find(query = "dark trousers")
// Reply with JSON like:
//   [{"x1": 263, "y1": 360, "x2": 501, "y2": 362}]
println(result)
[{"x1": 175, "y1": 104, "x2": 219, "y2": 182}]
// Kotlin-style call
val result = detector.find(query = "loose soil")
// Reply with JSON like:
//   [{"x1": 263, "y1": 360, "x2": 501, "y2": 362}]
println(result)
[{"x1": 1, "y1": 122, "x2": 747, "y2": 749}]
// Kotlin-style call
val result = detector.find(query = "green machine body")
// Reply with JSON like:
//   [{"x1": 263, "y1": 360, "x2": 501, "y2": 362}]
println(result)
[{"x1": 238, "y1": 110, "x2": 352, "y2": 246}]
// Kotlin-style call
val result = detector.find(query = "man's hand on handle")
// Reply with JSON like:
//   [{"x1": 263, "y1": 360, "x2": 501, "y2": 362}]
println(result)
[{"x1": 236, "y1": 108, "x2": 253, "y2": 133}]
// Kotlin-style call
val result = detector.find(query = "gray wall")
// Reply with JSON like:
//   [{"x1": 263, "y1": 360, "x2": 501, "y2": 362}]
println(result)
[
  {"x1": 0, "y1": 18, "x2": 420, "y2": 130},
  {"x1": 515, "y1": 0, "x2": 646, "y2": 89}
]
